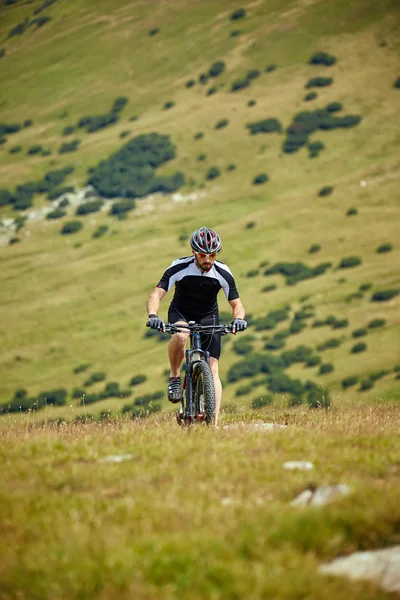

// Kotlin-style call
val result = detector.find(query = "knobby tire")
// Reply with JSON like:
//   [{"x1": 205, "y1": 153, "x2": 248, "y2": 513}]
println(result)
[{"x1": 191, "y1": 360, "x2": 215, "y2": 425}]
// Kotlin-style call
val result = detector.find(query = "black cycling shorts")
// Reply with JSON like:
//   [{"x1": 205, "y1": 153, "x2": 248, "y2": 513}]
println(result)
[{"x1": 168, "y1": 304, "x2": 221, "y2": 360}]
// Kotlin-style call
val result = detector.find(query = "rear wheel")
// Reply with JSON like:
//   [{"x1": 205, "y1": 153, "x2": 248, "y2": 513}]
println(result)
[{"x1": 191, "y1": 361, "x2": 215, "y2": 424}]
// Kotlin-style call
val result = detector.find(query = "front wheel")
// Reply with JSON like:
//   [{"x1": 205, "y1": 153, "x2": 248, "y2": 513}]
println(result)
[{"x1": 191, "y1": 361, "x2": 215, "y2": 425}]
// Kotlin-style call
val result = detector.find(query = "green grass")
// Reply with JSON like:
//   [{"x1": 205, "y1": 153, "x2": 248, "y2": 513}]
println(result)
[
  {"x1": 1, "y1": 405, "x2": 399, "y2": 599},
  {"x1": 0, "y1": 0, "x2": 399, "y2": 417}
]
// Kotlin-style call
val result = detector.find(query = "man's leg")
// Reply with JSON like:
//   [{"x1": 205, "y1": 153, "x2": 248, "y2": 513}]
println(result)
[
  {"x1": 168, "y1": 322, "x2": 189, "y2": 376},
  {"x1": 209, "y1": 357, "x2": 222, "y2": 427}
]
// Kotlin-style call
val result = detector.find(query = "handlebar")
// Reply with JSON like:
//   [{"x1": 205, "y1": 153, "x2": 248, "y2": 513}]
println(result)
[{"x1": 146, "y1": 321, "x2": 235, "y2": 336}]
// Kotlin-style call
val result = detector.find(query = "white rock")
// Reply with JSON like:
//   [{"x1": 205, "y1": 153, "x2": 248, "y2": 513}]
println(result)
[
  {"x1": 283, "y1": 461, "x2": 314, "y2": 471},
  {"x1": 291, "y1": 484, "x2": 351, "y2": 506},
  {"x1": 360, "y1": 180, "x2": 367, "y2": 187},
  {"x1": 100, "y1": 454, "x2": 135, "y2": 463},
  {"x1": 319, "y1": 546, "x2": 400, "y2": 593}
]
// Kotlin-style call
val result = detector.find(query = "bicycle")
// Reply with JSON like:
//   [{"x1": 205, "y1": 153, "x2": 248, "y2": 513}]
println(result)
[{"x1": 147, "y1": 321, "x2": 234, "y2": 426}]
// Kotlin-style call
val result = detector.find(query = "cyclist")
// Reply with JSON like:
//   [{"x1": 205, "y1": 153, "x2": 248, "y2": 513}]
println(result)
[{"x1": 146, "y1": 226, "x2": 247, "y2": 426}]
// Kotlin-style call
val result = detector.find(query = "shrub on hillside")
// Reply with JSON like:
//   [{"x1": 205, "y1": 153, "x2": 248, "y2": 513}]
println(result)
[
  {"x1": 148, "y1": 28, "x2": 159, "y2": 36},
  {"x1": 73, "y1": 363, "x2": 91, "y2": 374},
  {"x1": 93, "y1": 225, "x2": 108, "y2": 239},
  {"x1": 308, "y1": 51, "x2": 337, "y2": 66},
  {"x1": 163, "y1": 101, "x2": 175, "y2": 110},
  {"x1": 246, "y1": 118, "x2": 282, "y2": 135},
  {"x1": 206, "y1": 167, "x2": 221, "y2": 180},
  {"x1": 110, "y1": 199, "x2": 135, "y2": 216},
  {"x1": 308, "y1": 140, "x2": 325, "y2": 158},
  {"x1": 253, "y1": 173, "x2": 269, "y2": 185},
  {"x1": 319, "y1": 363, "x2": 334, "y2": 375},
  {"x1": 264, "y1": 261, "x2": 331, "y2": 286},
  {"x1": 341, "y1": 375, "x2": 359, "y2": 388},
  {"x1": 248, "y1": 100, "x2": 256, "y2": 107},
  {"x1": 231, "y1": 77, "x2": 250, "y2": 92},
  {"x1": 84, "y1": 371, "x2": 106, "y2": 386},
  {"x1": 376, "y1": 243, "x2": 393, "y2": 253},
  {"x1": 347, "y1": 207, "x2": 358, "y2": 216},
  {"x1": 206, "y1": 86, "x2": 217, "y2": 96},
  {"x1": 27, "y1": 144, "x2": 43, "y2": 155},
  {"x1": 194, "y1": 132, "x2": 204, "y2": 140},
  {"x1": 78, "y1": 113, "x2": 119, "y2": 133},
  {"x1": 317, "y1": 337, "x2": 342, "y2": 351},
  {"x1": 0, "y1": 189, "x2": 13, "y2": 206},
  {"x1": 230, "y1": 8, "x2": 246, "y2": 20},
  {"x1": 59, "y1": 139, "x2": 80, "y2": 153},
  {"x1": 37, "y1": 388, "x2": 67, "y2": 407},
  {"x1": 326, "y1": 102, "x2": 343, "y2": 112},
  {"x1": 76, "y1": 199, "x2": 103, "y2": 216},
  {"x1": 233, "y1": 338, "x2": 253, "y2": 355},
  {"x1": 318, "y1": 185, "x2": 334, "y2": 196},
  {"x1": 265, "y1": 64, "x2": 277, "y2": 73},
  {"x1": 0, "y1": 389, "x2": 36, "y2": 414},
  {"x1": 88, "y1": 133, "x2": 184, "y2": 199},
  {"x1": 393, "y1": 77, "x2": 400, "y2": 89},
  {"x1": 215, "y1": 119, "x2": 229, "y2": 129},
  {"x1": 9, "y1": 145, "x2": 22, "y2": 154},
  {"x1": 129, "y1": 374, "x2": 147, "y2": 386},
  {"x1": 208, "y1": 61, "x2": 225, "y2": 77},
  {"x1": 227, "y1": 163, "x2": 236, "y2": 171},
  {"x1": 305, "y1": 77, "x2": 333, "y2": 88},
  {"x1": 0, "y1": 49, "x2": 5, "y2": 59},
  {"x1": 368, "y1": 318, "x2": 386, "y2": 329},
  {"x1": 47, "y1": 186, "x2": 74, "y2": 200},
  {"x1": 46, "y1": 208, "x2": 66, "y2": 219},
  {"x1": 62, "y1": 125, "x2": 75, "y2": 136},
  {"x1": 308, "y1": 244, "x2": 321, "y2": 254},
  {"x1": 262, "y1": 284, "x2": 277, "y2": 293},
  {"x1": 359, "y1": 379, "x2": 373, "y2": 391},
  {"x1": 251, "y1": 395, "x2": 273, "y2": 409},
  {"x1": 61, "y1": 220, "x2": 83, "y2": 234},
  {"x1": 198, "y1": 73, "x2": 209, "y2": 85},
  {"x1": 185, "y1": 79, "x2": 196, "y2": 88},
  {"x1": 371, "y1": 289, "x2": 399, "y2": 302},
  {"x1": 352, "y1": 327, "x2": 367, "y2": 338},
  {"x1": 351, "y1": 342, "x2": 367, "y2": 354},
  {"x1": 338, "y1": 256, "x2": 362, "y2": 269},
  {"x1": 253, "y1": 307, "x2": 290, "y2": 331},
  {"x1": 304, "y1": 92, "x2": 318, "y2": 101},
  {"x1": 305, "y1": 356, "x2": 321, "y2": 367}
]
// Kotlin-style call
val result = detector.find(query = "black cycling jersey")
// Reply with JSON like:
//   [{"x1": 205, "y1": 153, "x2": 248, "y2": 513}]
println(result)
[{"x1": 157, "y1": 256, "x2": 239, "y2": 317}]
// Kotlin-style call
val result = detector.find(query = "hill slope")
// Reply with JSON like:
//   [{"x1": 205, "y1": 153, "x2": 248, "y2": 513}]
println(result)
[{"x1": 0, "y1": 0, "x2": 399, "y2": 420}]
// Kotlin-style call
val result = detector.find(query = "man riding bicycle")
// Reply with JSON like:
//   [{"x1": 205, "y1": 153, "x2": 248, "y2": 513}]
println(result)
[{"x1": 146, "y1": 226, "x2": 247, "y2": 426}]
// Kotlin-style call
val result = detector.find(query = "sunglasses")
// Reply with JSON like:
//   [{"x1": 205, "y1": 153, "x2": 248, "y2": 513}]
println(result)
[{"x1": 196, "y1": 252, "x2": 217, "y2": 260}]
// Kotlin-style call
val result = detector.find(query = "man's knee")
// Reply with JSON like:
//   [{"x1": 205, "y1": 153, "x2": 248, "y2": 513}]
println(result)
[{"x1": 210, "y1": 358, "x2": 219, "y2": 378}]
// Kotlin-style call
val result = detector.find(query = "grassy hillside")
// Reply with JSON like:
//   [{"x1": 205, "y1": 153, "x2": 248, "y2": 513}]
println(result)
[{"x1": 0, "y1": 0, "x2": 399, "y2": 421}]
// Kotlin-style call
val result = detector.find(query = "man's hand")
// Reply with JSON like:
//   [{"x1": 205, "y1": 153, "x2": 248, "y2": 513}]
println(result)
[
  {"x1": 147, "y1": 314, "x2": 166, "y2": 333},
  {"x1": 231, "y1": 318, "x2": 247, "y2": 333}
]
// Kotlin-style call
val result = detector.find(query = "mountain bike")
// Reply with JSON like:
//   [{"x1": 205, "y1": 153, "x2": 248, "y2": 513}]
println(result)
[{"x1": 151, "y1": 321, "x2": 234, "y2": 426}]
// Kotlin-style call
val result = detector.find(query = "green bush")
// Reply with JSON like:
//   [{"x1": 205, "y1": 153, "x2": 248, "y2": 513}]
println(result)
[
  {"x1": 369, "y1": 370, "x2": 388, "y2": 381},
  {"x1": 318, "y1": 186, "x2": 333, "y2": 197},
  {"x1": 88, "y1": 133, "x2": 184, "y2": 199},
  {"x1": 233, "y1": 338, "x2": 253, "y2": 355},
  {"x1": 304, "y1": 92, "x2": 317, "y2": 101},
  {"x1": 339, "y1": 256, "x2": 362, "y2": 269},
  {"x1": 393, "y1": 77, "x2": 400, "y2": 89},
  {"x1": 326, "y1": 102, "x2": 343, "y2": 112},
  {"x1": 262, "y1": 284, "x2": 277, "y2": 293},
  {"x1": 308, "y1": 140, "x2": 325, "y2": 158},
  {"x1": 347, "y1": 207, "x2": 358, "y2": 216},
  {"x1": 215, "y1": 119, "x2": 229, "y2": 129},
  {"x1": 9, "y1": 145, "x2": 22, "y2": 154},
  {"x1": 359, "y1": 379, "x2": 373, "y2": 391},
  {"x1": 341, "y1": 375, "x2": 359, "y2": 388},
  {"x1": 72, "y1": 387, "x2": 85, "y2": 398},
  {"x1": 253, "y1": 307, "x2": 290, "y2": 331},
  {"x1": 27, "y1": 144, "x2": 43, "y2": 155},
  {"x1": 46, "y1": 208, "x2": 66, "y2": 219},
  {"x1": 110, "y1": 200, "x2": 135, "y2": 216},
  {"x1": 37, "y1": 388, "x2": 67, "y2": 407},
  {"x1": 308, "y1": 244, "x2": 321, "y2": 253},
  {"x1": 317, "y1": 337, "x2": 342, "y2": 351},
  {"x1": 76, "y1": 199, "x2": 103, "y2": 216},
  {"x1": 376, "y1": 243, "x2": 393, "y2": 253},
  {"x1": 352, "y1": 328, "x2": 367, "y2": 338},
  {"x1": 148, "y1": 28, "x2": 159, "y2": 36},
  {"x1": 78, "y1": 113, "x2": 119, "y2": 133},
  {"x1": 306, "y1": 356, "x2": 321, "y2": 367},
  {"x1": 281, "y1": 345, "x2": 314, "y2": 367},
  {"x1": 247, "y1": 69, "x2": 260, "y2": 80},
  {"x1": 0, "y1": 189, "x2": 13, "y2": 206},
  {"x1": 163, "y1": 101, "x2": 175, "y2": 110},
  {"x1": 62, "y1": 125, "x2": 75, "y2": 136},
  {"x1": 246, "y1": 118, "x2": 282, "y2": 135},
  {"x1": 206, "y1": 167, "x2": 221, "y2": 180},
  {"x1": 251, "y1": 395, "x2": 273, "y2": 409},
  {"x1": 185, "y1": 79, "x2": 196, "y2": 88},
  {"x1": 0, "y1": 49, "x2": 5, "y2": 59},
  {"x1": 264, "y1": 337, "x2": 285, "y2": 351},
  {"x1": 120, "y1": 131, "x2": 131, "y2": 139},
  {"x1": 47, "y1": 186, "x2": 74, "y2": 200},
  {"x1": 246, "y1": 269, "x2": 259, "y2": 277},
  {"x1": 230, "y1": 8, "x2": 246, "y2": 20},
  {"x1": 319, "y1": 363, "x2": 334, "y2": 375},
  {"x1": 230, "y1": 29, "x2": 241, "y2": 37},
  {"x1": 351, "y1": 342, "x2": 367, "y2": 354},
  {"x1": 227, "y1": 164, "x2": 236, "y2": 171},
  {"x1": 231, "y1": 77, "x2": 250, "y2": 92},
  {"x1": 371, "y1": 289, "x2": 399, "y2": 302},
  {"x1": 111, "y1": 97, "x2": 128, "y2": 114},
  {"x1": 332, "y1": 319, "x2": 348, "y2": 329},
  {"x1": 248, "y1": 100, "x2": 256, "y2": 107},
  {"x1": 129, "y1": 374, "x2": 147, "y2": 386},
  {"x1": 308, "y1": 51, "x2": 337, "y2": 66},
  {"x1": 359, "y1": 282, "x2": 372, "y2": 291},
  {"x1": 264, "y1": 261, "x2": 331, "y2": 286},
  {"x1": 73, "y1": 363, "x2": 91, "y2": 374},
  {"x1": 305, "y1": 77, "x2": 333, "y2": 88},
  {"x1": 93, "y1": 225, "x2": 109, "y2": 238},
  {"x1": 61, "y1": 220, "x2": 83, "y2": 235},
  {"x1": 253, "y1": 173, "x2": 269, "y2": 185},
  {"x1": 84, "y1": 371, "x2": 106, "y2": 386},
  {"x1": 194, "y1": 132, "x2": 204, "y2": 140},
  {"x1": 209, "y1": 61, "x2": 225, "y2": 77},
  {"x1": 368, "y1": 318, "x2": 386, "y2": 329},
  {"x1": 198, "y1": 73, "x2": 208, "y2": 85},
  {"x1": 206, "y1": 86, "x2": 217, "y2": 96},
  {"x1": 265, "y1": 64, "x2": 277, "y2": 73}
]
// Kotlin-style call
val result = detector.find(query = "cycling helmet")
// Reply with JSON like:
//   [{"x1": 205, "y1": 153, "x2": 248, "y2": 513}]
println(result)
[{"x1": 190, "y1": 227, "x2": 222, "y2": 254}]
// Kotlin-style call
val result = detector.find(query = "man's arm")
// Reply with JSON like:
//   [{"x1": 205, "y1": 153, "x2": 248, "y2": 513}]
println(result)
[
  {"x1": 147, "y1": 286, "x2": 167, "y2": 317},
  {"x1": 229, "y1": 298, "x2": 246, "y2": 320}
]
